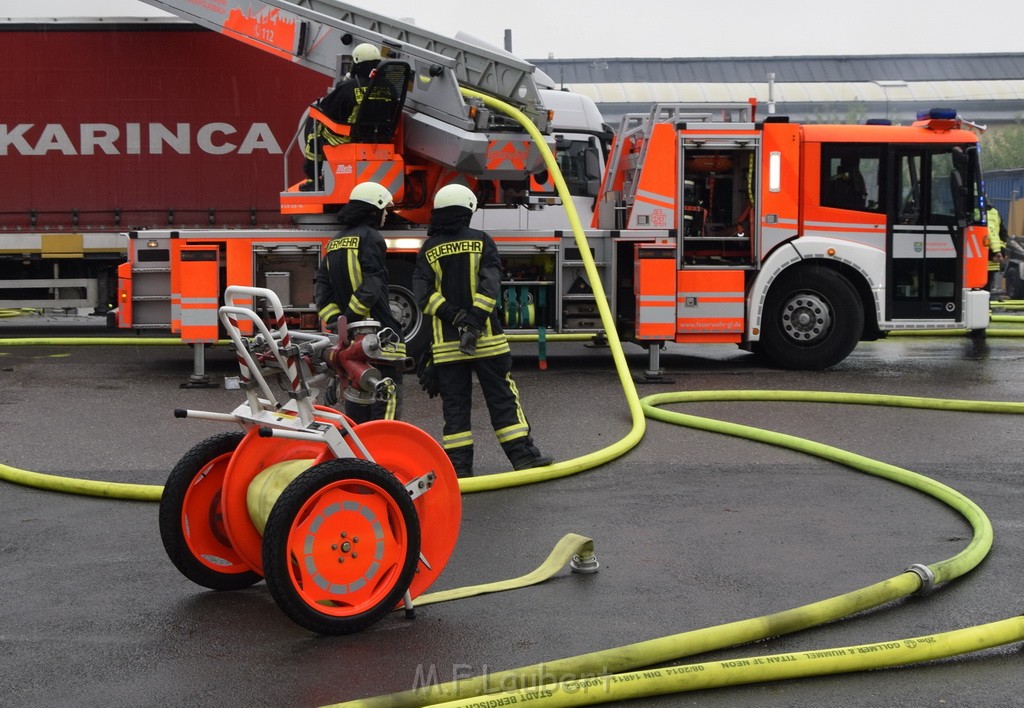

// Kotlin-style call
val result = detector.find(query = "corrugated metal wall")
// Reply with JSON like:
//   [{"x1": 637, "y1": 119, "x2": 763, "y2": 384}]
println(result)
[{"x1": 985, "y1": 168, "x2": 1024, "y2": 233}]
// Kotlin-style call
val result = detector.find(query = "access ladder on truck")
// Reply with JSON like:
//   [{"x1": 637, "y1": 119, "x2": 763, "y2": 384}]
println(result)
[{"x1": 598, "y1": 101, "x2": 757, "y2": 230}]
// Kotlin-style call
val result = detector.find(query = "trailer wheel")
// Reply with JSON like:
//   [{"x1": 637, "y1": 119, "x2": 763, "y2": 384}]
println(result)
[
  {"x1": 261, "y1": 458, "x2": 420, "y2": 635},
  {"x1": 760, "y1": 266, "x2": 863, "y2": 370},
  {"x1": 1004, "y1": 264, "x2": 1023, "y2": 300},
  {"x1": 387, "y1": 259, "x2": 428, "y2": 360},
  {"x1": 159, "y1": 432, "x2": 262, "y2": 591}
]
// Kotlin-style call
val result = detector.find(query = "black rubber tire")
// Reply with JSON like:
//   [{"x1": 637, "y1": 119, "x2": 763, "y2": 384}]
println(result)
[
  {"x1": 158, "y1": 432, "x2": 262, "y2": 591},
  {"x1": 387, "y1": 259, "x2": 429, "y2": 361},
  {"x1": 1004, "y1": 264, "x2": 1023, "y2": 300},
  {"x1": 759, "y1": 266, "x2": 863, "y2": 371},
  {"x1": 261, "y1": 458, "x2": 420, "y2": 635}
]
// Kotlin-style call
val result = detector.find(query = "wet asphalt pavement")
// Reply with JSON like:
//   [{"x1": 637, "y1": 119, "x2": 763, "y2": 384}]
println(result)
[{"x1": 1, "y1": 313, "x2": 1022, "y2": 707}]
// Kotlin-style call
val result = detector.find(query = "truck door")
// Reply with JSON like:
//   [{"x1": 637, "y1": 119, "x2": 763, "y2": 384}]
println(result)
[
  {"x1": 178, "y1": 244, "x2": 221, "y2": 343},
  {"x1": 887, "y1": 148, "x2": 963, "y2": 321}
]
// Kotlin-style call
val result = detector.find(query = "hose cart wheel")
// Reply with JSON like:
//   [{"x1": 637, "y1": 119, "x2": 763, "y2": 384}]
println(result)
[
  {"x1": 350, "y1": 420, "x2": 462, "y2": 599},
  {"x1": 260, "y1": 457, "x2": 421, "y2": 635},
  {"x1": 158, "y1": 432, "x2": 262, "y2": 591}
]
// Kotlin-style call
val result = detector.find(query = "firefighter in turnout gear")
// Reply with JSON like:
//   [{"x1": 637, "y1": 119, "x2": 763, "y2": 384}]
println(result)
[
  {"x1": 986, "y1": 197, "x2": 1007, "y2": 298},
  {"x1": 300, "y1": 42, "x2": 381, "y2": 190},
  {"x1": 413, "y1": 183, "x2": 552, "y2": 477},
  {"x1": 315, "y1": 181, "x2": 407, "y2": 422}
]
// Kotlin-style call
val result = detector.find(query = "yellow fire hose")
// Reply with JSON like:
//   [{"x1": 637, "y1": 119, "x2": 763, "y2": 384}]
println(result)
[
  {"x1": 312, "y1": 91, "x2": 1024, "y2": 707},
  {"x1": 2, "y1": 91, "x2": 1023, "y2": 706},
  {"x1": 425, "y1": 617, "x2": 1024, "y2": 707}
]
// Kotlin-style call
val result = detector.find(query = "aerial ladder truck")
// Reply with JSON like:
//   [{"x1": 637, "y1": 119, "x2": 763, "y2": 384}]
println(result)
[
  {"x1": 120, "y1": 0, "x2": 578, "y2": 363},
  {"x1": 120, "y1": 0, "x2": 992, "y2": 374}
]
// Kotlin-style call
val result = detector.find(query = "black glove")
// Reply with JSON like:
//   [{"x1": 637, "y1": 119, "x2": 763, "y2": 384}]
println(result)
[
  {"x1": 416, "y1": 352, "x2": 440, "y2": 398},
  {"x1": 463, "y1": 309, "x2": 486, "y2": 333},
  {"x1": 458, "y1": 326, "x2": 479, "y2": 356},
  {"x1": 439, "y1": 303, "x2": 467, "y2": 327}
]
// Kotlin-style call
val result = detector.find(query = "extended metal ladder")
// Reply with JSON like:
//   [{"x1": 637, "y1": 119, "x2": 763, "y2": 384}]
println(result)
[{"x1": 139, "y1": 0, "x2": 548, "y2": 134}]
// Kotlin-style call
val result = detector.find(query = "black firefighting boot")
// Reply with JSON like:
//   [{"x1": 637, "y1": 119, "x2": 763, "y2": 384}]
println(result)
[
  {"x1": 503, "y1": 439, "x2": 553, "y2": 471},
  {"x1": 446, "y1": 447, "x2": 474, "y2": 478}
]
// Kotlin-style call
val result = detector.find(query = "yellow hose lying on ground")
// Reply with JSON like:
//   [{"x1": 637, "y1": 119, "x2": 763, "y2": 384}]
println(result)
[
  {"x1": 330, "y1": 388, "x2": 1013, "y2": 708},
  {"x1": 427, "y1": 617, "x2": 1024, "y2": 707},
  {"x1": 3, "y1": 88, "x2": 1023, "y2": 708},
  {"x1": 0, "y1": 462, "x2": 163, "y2": 501}
]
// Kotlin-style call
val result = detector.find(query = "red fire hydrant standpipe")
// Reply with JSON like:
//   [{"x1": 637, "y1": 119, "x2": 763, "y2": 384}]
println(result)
[
  {"x1": 324, "y1": 317, "x2": 413, "y2": 413},
  {"x1": 160, "y1": 286, "x2": 461, "y2": 635}
]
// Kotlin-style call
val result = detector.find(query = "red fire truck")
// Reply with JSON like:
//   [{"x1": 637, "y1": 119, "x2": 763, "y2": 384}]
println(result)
[{"x1": 7, "y1": 4, "x2": 991, "y2": 371}]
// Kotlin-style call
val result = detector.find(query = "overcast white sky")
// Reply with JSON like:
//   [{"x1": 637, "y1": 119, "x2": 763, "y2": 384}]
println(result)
[{"x1": 4, "y1": 0, "x2": 1020, "y2": 59}]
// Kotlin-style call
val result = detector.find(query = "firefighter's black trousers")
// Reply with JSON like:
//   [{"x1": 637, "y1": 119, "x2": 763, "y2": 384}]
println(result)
[{"x1": 436, "y1": 352, "x2": 538, "y2": 475}]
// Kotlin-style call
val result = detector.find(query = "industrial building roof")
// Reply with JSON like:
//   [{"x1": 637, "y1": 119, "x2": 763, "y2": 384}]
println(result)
[
  {"x1": 530, "y1": 54, "x2": 1024, "y2": 125},
  {"x1": 530, "y1": 54, "x2": 1024, "y2": 84}
]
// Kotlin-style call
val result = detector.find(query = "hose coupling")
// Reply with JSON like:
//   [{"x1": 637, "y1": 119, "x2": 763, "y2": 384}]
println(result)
[
  {"x1": 570, "y1": 552, "x2": 599, "y2": 574},
  {"x1": 906, "y1": 563, "x2": 936, "y2": 595}
]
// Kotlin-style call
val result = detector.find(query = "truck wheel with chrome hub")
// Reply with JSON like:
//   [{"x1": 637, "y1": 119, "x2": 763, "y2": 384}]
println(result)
[{"x1": 760, "y1": 265, "x2": 863, "y2": 371}]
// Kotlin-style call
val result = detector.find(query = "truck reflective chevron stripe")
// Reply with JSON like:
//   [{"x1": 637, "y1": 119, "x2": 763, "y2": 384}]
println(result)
[
  {"x1": 635, "y1": 189, "x2": 675, "y2": 209},
  {"x1": 355, "y1": 161, "x2": 404, "y2": 196},
  {"x1": 487, "y1": 140, "x2": 530, "y2": 168},
  {"x1": 486, "y1": 140, "x2": 531, "y2": 171},
  {"x1": 965, "y1": 224, "x2": 989, "y2": 288}
]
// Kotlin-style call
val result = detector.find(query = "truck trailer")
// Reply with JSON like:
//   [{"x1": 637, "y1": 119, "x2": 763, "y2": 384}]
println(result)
[{"x1": 0, "y1": 18, "x2": 327, "y2": 313}]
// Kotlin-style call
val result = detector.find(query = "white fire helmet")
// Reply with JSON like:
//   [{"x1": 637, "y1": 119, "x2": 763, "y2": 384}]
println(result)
[
  {"x1": 349, "y1": 181, "x2": 394, "y2": 209},
  {"x1": 433, "y1": 183, "x2": 478, "y2": 213},
  {"x1": 352, "y1": 43, "x2": 382, "y2": 65}
]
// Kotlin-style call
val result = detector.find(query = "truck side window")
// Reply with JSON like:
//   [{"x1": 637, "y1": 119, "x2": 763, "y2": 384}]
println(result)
[
  {"x1": 554, "y1": 137, "x2": 602, "y2": 198},
  {"x1": 821, "y1": 145, "x2": 883, "y2": 213},
  {"x1": 928, "y1": 152, "x2": 957, "y2": 224}
]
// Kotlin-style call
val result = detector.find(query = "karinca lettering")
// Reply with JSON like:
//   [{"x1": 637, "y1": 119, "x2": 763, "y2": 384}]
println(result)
[
  {"x1": 0, "y1": 122, "x2": 282, "y2": 156},
  {"x1": 327, "y1": 236, "x2": 360, "y2": 252},
  {"x1": 425, "y1": 240, "x2": 483, "y2": 264}
]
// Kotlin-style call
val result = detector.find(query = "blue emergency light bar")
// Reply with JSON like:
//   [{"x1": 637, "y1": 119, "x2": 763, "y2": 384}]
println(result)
[{"x1": 917, "y1": 108, "x2": 958, "y2": 120}]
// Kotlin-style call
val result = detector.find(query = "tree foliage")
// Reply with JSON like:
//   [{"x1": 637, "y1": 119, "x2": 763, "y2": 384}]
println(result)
[{"x1": 982, "y1": 119, "x2": 1024, "y2": 171}]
